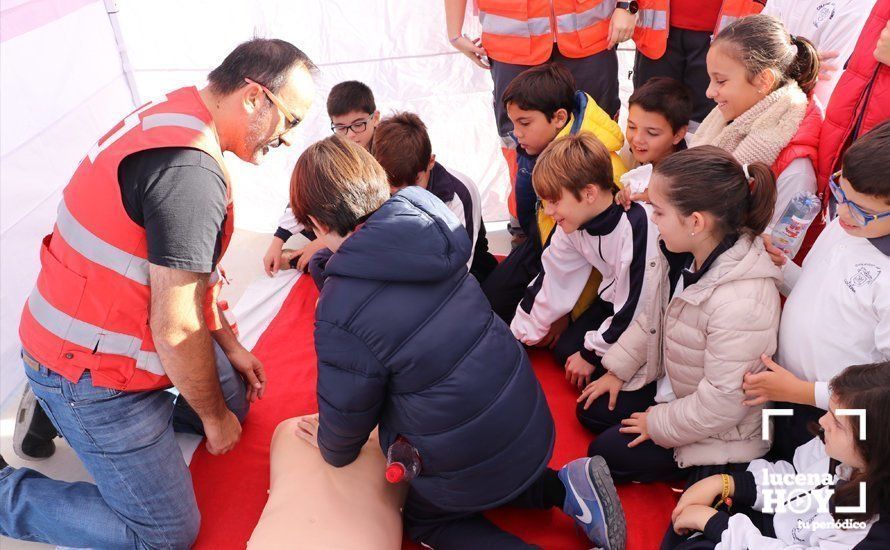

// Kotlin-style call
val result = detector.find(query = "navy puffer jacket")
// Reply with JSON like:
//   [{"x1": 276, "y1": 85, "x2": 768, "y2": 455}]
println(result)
[{"x1": 312, "y1": 186, "x2": 554, "y2": 512}]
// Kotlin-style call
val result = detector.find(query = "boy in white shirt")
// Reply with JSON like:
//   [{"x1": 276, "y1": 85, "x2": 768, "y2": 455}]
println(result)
[{"x1": 746, "y1": 121, "x2": 890, "y2": 461}]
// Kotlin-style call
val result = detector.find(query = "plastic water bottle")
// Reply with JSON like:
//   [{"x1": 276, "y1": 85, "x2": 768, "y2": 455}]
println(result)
[
  {"x1": 385, "y1": 436, "x2": 421, "y2": 483},
  {"x1": 770, "y1": 192, "x2": 821, "y2": 258}
]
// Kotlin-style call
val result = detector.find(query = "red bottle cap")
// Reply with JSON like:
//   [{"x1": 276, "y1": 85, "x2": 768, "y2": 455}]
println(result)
[{"x1": 385, "y1": 463, "x2": 406, "y2": 483}]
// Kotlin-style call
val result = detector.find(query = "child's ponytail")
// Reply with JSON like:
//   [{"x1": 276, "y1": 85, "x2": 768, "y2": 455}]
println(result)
[
  {"x1": 788, "y1": 34, "x2": 820, "y2": 96},
  {"x1": 742, "y1": 162, "x2": 777, "y2": 235}
]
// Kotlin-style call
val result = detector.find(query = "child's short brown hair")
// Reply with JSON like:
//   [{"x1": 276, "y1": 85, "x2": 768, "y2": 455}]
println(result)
[
  {"x1": 502, "y1": 63, "x2": 575, "y2": 122},
  {"x1": 326, "y1": 80, "x2": 376, "y2": 118},
  {"x1": 843, "y1": 120, "x2": 890, "y2": 202},
  {"x1": 370, "y1": 112, "x2": 432, "y2": 188},
  {"x1": 628, "y1": 77, "x2": 693, "y2": 133},
  {"x1": 532, "y1": 133, "x2": 615, "y2": 202},
  {"x1": 290, "y1": 135, "x2": 390, "y2": 236}
]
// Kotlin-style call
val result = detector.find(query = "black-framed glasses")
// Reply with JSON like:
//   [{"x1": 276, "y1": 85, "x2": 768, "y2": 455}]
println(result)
[
  {"x1": 331, "y1": 114, "x2": 374, "y2": 135},
  {"x1": 244, "y1": 77, "x2": 302, "y2": 132},
  {"x1": 828, "y1": 171, "x2": 890, "y2": 227}
]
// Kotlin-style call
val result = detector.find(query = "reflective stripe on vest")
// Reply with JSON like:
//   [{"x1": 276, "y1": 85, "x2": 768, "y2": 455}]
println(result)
[
  {"x1": 555, "y1": 1, "x2": 614, "y2": 34},
  {"x1": 479, "y1": 11, "x2": 552, "y2": 37},
  {"x1": 27, "y1": 287, "x2": 165, "y2": 376},
  {"x1": 141, "y1": 113, "x2": 207, "y2": 133},
  {"x1": 636, "y1": 9, "x2": 668, "y2": 31},
  {"x1": 57, "y1": 200, "x2": 150, "y2": 285}
]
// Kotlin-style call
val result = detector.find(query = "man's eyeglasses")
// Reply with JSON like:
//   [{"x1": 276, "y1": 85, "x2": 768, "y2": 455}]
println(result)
[
  {"x1": 829, "y1": 171, "x2": 890, "y2": 227},
  {"x1": 331, "y1": 114, "x2": 374, "y2": 136},
  {"x1": 244, "y1": 78, "x2": 301, "y2": 132}
]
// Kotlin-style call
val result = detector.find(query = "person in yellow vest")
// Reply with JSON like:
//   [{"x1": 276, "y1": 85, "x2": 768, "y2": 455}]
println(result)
[
  {"x1": 444, "y1": 0, "x2": 637, "y2": 237},
  {"x1": 632, "y1": 0, "x2": 765, "y2": 127},
  {"x1": 1, "y1": 39, "x2": 316, "y2": 548}
]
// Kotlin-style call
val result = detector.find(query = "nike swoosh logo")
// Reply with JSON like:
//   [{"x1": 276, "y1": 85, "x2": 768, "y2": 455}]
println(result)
[{"x1": 569, "y1": 477, "x2": 593, "y2": 524}]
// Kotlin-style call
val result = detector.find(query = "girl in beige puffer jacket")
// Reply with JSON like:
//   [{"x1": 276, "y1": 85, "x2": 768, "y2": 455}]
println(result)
[{"x1": 579, "y1": 146, "x2": 782, "y2": 484}]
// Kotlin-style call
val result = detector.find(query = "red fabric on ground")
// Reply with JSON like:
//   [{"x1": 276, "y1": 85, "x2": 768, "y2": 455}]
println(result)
[{"x1": 191, "y1": 275, "x2": 679, "y2": 549}]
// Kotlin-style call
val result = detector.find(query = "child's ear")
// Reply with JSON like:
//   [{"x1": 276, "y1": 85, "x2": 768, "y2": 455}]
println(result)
[
  {"x1": 584, "y1": 183, "x2": 600, "y2": 203},
  {"x1": 673, "y1": 125, "x2": 688, "y2": 145},
  {"x1": 554, "y1": 108, "x2": 569, "y2": 129},
  {"x1": 428, "y1": 154, "x2": 436, "y2": 171},
  {"x1": 753, "y1": 68, "x2": 776, "y2": 95},
  {"x1": 308, "y1": 215, "x2": 328, "y2": 236}
]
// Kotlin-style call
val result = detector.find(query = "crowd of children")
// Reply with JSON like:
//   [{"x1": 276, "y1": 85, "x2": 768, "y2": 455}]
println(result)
[{"x1": 269, "y1": 12, "x2": 889, "y2": 550}]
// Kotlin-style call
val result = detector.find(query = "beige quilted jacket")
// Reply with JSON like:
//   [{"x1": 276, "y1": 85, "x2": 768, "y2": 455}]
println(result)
[{"x1": 602, "y1": 235, "x2": 781, "y2": 467}]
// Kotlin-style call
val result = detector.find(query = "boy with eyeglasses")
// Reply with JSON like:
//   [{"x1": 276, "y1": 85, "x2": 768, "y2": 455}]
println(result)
[
  {"x1": 747, "y1": 121, "x2": 890, "y2": 463},
  {"x1": 263, "y1": 81, "x2": 380, "y2": 275}
]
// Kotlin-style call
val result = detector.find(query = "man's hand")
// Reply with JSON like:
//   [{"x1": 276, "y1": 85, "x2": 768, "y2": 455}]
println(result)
[
  {"x1": 565, "y1": 351, "x2": 596, "y2": 389},
  {"x1": 742, "y1": 354, "x2": 813, "y2": 406},
  {"x1": 762, "y1": 234, "x2": 787, "y2": 268},
  {"x1": 263, "y1": 236, "x2": 286, "y2": 277},
  {"x1": 537, "y1": 314, "x2": 570, "y2": 349},
  {"x1": 227, "y1": 346, "x2": 267, "y2": 402},
  {"x1": 875, "y1": 21, "x2": 890, "y2": 66},
  {"x1": 578, "y1": 372, "x2": 625, "y2": 411},
  {"x1": 673, "y1": 504, "x2": 718, "y2": 536},
  {"x1": 295, "y1": 414, "x2": 320, "y2": 448},
  {"x1": 204, "y1": 409, "x2": 242, "y2": 455},
  {"x1": 608, "y1": 8, "x2": 638, "y2": 49},
  {"x1": 619, "y1": 408, "x2": 651, "y2": 447}
]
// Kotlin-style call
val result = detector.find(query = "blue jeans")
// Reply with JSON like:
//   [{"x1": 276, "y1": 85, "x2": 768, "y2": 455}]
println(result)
[{"x1": 0, "y1": 344, "x2": 248, "y2": 549}]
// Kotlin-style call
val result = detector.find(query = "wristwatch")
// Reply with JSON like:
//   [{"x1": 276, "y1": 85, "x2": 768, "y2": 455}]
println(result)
[{"x1": 616, "y1": 1, "x2": 639, "y2": 14}]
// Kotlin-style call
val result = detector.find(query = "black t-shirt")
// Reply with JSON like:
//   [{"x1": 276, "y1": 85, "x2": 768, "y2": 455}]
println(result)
[{"x1": 117, "y1": 147, "x2": 227, "y2": 273}]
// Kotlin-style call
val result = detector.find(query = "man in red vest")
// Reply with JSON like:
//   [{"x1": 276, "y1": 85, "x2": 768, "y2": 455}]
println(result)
[{"x1": 0, "y1": 39, "x2": 316, "y2": 548}]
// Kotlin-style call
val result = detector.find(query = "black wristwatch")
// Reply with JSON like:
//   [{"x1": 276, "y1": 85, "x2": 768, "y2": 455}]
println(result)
[{"x1": 616, "y1": 1, "x2": 639, "y2": 14}]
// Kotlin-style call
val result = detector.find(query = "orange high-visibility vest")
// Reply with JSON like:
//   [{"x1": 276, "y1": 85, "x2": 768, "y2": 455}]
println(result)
[
  {"x1": 633, "y1": 0, "x2": 764, "y2": 60},
  {"x1": 19, "y1": 86, "x2": 234, "y2": 392},
  {"x1": 478, "y1": 0, "x2": 616, "y2": 65}
]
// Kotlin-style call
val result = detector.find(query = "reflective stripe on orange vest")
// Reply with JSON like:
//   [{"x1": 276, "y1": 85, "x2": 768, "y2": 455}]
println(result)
[
  {"x1": 479, "y1": 11, "x2": 552, "y2": 37},
  {"x1": 554, "y1": 1, "x2": 613, "y2": 34},
  {"x1": 56, "y1": 199, "x2": 150, "y2": 285},
  {"x1": 26, "y1": 287, "x2": 165, "y2": 376},
  {"x1": 636, "y1": 8, "x2": 668, "y2": 33}
]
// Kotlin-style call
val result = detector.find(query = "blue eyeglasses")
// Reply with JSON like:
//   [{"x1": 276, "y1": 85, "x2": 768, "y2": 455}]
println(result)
[{"x1": 828, "y1": 171, "x2": 890, "y2": 227}]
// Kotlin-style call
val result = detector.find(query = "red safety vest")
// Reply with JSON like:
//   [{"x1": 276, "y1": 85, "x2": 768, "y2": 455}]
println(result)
[
  {"x1": 19, "y1": 86, "x2": 234, "y2": 392},
  {"x1": 633, "y1": 0, "x2": 764, "y2": 60},
  {"x1": 478, "y1": 0, "x2": 615, "y2": 65}
]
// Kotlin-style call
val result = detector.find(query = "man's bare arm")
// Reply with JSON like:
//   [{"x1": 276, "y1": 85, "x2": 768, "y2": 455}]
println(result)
[{"x1": 149, "y1": 264, "x2": 240, "y2": 454}]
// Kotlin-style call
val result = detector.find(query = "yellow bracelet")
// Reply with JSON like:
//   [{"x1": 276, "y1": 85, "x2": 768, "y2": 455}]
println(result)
[{"x1": 713, "y1": 474, "x2": 731, "y2": 508}]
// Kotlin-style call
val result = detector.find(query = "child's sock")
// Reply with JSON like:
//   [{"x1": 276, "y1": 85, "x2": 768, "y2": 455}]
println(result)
[{"x1": 543, "y1": 467, "x2": 567, "y2": 508}]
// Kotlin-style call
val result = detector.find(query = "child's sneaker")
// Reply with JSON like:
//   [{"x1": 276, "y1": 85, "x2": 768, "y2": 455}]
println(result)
[{"x1": 558, "y1": 456, "x2": 626, "y2": 550}]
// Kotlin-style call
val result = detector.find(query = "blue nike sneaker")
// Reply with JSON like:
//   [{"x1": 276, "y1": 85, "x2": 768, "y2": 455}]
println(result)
[{"x1": 558, "y1": 456, "x2": 626, "y2": 550}]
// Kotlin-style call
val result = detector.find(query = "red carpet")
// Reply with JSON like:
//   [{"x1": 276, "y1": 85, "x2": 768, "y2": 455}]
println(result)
[{"x1": 190, "y1": 276, "x2": 679, "y2": 549}]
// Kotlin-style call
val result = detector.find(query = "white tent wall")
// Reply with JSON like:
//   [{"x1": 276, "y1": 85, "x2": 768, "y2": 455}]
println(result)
[{"x1": 0, "y1": 0, "x2": 137, "y2": 408}]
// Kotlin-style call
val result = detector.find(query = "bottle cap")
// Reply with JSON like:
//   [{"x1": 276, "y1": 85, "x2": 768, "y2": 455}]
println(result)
[{"x1": 385, "y1": 463, "x2": 406, "y2": 483}]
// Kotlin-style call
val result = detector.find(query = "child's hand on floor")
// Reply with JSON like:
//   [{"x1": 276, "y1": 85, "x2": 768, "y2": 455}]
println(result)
[
  {"x1": 619, "y1": 408, "x2": 651, "y2": 447},
  {"x1": 537, "y1": 314, "x2": 570, "y2": 349},
  {"x1": 295, "y1": 414, "x2": 320, "y2": 448},
  {"x1": 742, "y1": 354, "x2": 815, "y2": 406},
  {"x1": 578, "y1": 372, "x2": 624, "y2": 411},
  {"x1": 263, "y1": 236, "x2": 287, "y2": 276},
  {"x1": 565, "y1": 352, "x2": 596, "y2": 389},
  {"x1": 671, "y1": 474, "x2": 729, "y2": 524},
  {"x1": 673, "y1": 504, "x2": 718, "y2": 536}
]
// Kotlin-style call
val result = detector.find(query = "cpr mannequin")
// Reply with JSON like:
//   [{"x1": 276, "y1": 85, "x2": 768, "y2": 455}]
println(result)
[{"x1": 248, "y1": 415, "x2": 407, "y2": 549}]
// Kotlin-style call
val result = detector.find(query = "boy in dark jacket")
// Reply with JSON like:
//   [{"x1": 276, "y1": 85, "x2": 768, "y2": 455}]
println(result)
[{"x1": 290, "y1": 135, "x2": 626, "y2": 550}]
